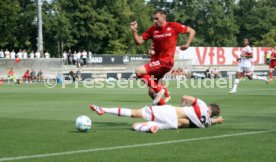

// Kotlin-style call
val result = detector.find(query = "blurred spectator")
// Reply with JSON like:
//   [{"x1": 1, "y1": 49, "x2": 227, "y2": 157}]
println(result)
[
  {"x1": 82, "y1": 50, "x2": 87, "y2": 66},
  {"x1": 69, "y1": 69, "x2": 75, "y2": 82},
  {"x1": 265, "y1": 50, "x2": 271, "y2": 65},
  {"x1": 63, "y1": 51, "x2": 68, "y2": 65},
  {"x1": 17, "y1": 50, "x2": 23, "y2": 58},
  {"x1": 68, "y1": 49, "x2": 72, "y2": 65},
  {"x1": 88, "y1": 51, "x2": 92, "y2": 64},
  {"x1": 73, "y1": 51, "x2": 77, "y2": 65},
  {"x1": 29, "y1": 51, "x2": 35, "y2": 58},
  {"x1": 8, "y1": 68, "x2": 16, "y2": 83},
  {"x1": 22, "y1": 50, "x2": 28, "y2": 59},
  {"x1": 10, "y1": 50, "x2": 16, "y2": 59},
  {"x1": 30, "y1": 70, "x2": 36, "y2": 82},
  {"x1": 211, "y1": 67, "x2": 221, "y2": 78},
  {"x1": 76, "y1": 69, "x2": 82, "y2": 81},
  {"x1": 77, "y1": 51, "x2": 82, "y2": 67},
  {"x1": 165, "y1": 68, "x2": 189, "y2": 80},
  {"x1": 45, "y1": 51, "x2": 50, "y2": 58},
  {"x1": 35, "y1": 51, "x2": 41, "y2": 58},
  {"x1": 5, "y1": 49, "x2": 10, "y2": 58},
  {"x1": 37, "y1": 70, "x2": 44, "y2": 82},
  {"x1": 0, "y1": 49, "x2": 4, "y2": 58},
  {"x1": 23, "y1": 70, "x2": 31, "y2": 83},
  {"x1": 204, "y1": 66, "x2": 211, "y2": 78}
]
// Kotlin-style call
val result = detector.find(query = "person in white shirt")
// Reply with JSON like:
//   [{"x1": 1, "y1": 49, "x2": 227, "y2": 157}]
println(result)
[
  {"x1": 77, "y1": 51, "x2": 82, "y2": 67},
  {"x1": 63, "y1": 51, "x2": 68, "y2": 64},
  {"x1": 17, "y1": 50, "x2": 23, "y2": 58},
  {"x1": 22, "y1": 50, "x2": 28, "y2": 58},
  {"x1": 229, "y1": 38, "x2": 268, "y2": 94},
  {"x1": 10, "y1": 50, "x2": 16, "y2": 59},
  {"x1": 73, "y1": 51, "x2": 77, "y2": 65},
  {"x1": 90, "y1": 95, "x2": 223, "y2": 133},
  {"x1": 81, "y1": 50, "x2": 87, "y2": 66},
  {"x1": 29, "y1": 51, "x2": 35, "y2": 59},
  {"x1": 45, "y1": 51, "x2": 50, "y2": 58},
  {"x1": 0, "y1": 49, "x2": 4, "y2": 58},
  {"x1": 35, "y1": 51, "x2": 41, "y2": 58},
  {"x1": 5, "y1": 49, "x2": 10, "y2": 58}
]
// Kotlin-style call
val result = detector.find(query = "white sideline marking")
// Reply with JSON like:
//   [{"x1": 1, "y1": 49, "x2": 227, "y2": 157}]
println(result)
[{"x1": 0, "y1": 129, "x2": 275, "y2": 162}]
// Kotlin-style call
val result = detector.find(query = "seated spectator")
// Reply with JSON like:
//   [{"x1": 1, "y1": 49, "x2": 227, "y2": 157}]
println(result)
[
  {"x1": 76, "y1": 69, "x2": 82, "y2": 81},
  {"x1": 212, "y1": 67, "x2": 221, "y2": 78},
  {"x1": 69, "y1": 69, "x2": 75, "y2": 81},
  {"x1": 204, "y1": 66, "x2": 211, "y2": 78},
  {"x1": 8, "y1": 68, "x2": 16, "y2": 83},
  {"x1": 23, "y1": 70, "x2": 30, "y2": 83},
  {"x1": 37, "y1": 70, "x2": 44, "y2": 82},
  {"x1": 30, "y1": 70, "x2": 36, "y2": 82}
]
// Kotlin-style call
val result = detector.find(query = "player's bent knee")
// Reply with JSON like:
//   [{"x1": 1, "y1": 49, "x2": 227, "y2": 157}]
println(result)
[{"x1": 135, "y1": 66, "x2": 147, "y2": 77}]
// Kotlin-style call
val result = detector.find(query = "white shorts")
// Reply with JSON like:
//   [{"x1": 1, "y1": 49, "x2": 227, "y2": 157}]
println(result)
[
  {"x1": 237, "y1": 65, "x2": 253, "y2": 75},
  {"x1": 142, "y1": 105, "x2": 178, "y2": 129}
]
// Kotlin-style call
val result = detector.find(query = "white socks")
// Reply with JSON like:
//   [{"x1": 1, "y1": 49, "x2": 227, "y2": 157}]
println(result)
[
  {"x1": 252, "y1": 75, "x2": 268, "y2": 81},
  {"x1": 102, "y1": 108, "x2": 132, "y2": 117},
  {"x1": 232, "y1": 78, "x2": 240, "y2": 91}
]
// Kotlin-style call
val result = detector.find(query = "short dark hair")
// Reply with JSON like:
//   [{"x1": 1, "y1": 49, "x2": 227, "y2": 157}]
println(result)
[
  {"x1": 154, "y1": 9, "x2": 167, "y2": 15},
  {"x1": 208, "y1": 103, "x2": 221, "y2": 117}
]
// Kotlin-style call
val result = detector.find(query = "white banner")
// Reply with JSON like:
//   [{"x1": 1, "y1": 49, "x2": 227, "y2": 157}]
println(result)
[{"x1": 177, "y1": 47, "x2": 270, "y2": 65}]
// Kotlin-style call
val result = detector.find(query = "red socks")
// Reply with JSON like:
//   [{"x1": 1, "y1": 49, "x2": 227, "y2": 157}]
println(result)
[
  {"x1": 139, "y1": 74, "x2": 162, "y2": 92},
  {"x1": 270, "y1": 72, "x2": 273, "y2": 79}
]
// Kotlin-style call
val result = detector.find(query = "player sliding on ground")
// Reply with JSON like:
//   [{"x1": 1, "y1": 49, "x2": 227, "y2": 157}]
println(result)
[
  {"x1": 229, "y1": 38, "x2": 268, "y2": 94},
  {"x1": 90, "y1": 96, "x2": 224, "y2": 134}
]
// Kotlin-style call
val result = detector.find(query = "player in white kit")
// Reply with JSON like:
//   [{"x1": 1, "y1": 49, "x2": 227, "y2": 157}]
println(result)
[
  {"x1": 90, "y1": 95, "x2": 223, "y2": 133},
  {"x1": 229, "y1": 38, "x2": 268, "y2": 94}
]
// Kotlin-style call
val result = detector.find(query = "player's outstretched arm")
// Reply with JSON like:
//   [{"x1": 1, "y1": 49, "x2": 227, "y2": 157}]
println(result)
[
  {"x1": 211, "y1": 116, "x2": 224, "y2": 125},
  {"x1": 180, "y1": 27, "x2": 196, "y2": 50},
  {"x1": 181, "y1": 95, "x2": 196, "y2": 107},
  {"x1": 130, "y1": 21, "x2": 144, "y2": 45}
]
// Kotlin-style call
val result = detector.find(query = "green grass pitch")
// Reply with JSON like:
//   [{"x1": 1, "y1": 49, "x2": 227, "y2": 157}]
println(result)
[{"x1": 0, "y1": 80, "x2": 276, "y2": 162}]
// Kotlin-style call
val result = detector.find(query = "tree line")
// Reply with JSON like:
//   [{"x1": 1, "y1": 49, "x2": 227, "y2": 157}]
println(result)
[{"x1": 0, "y1": 0, "x2": 275, "y2": 57}]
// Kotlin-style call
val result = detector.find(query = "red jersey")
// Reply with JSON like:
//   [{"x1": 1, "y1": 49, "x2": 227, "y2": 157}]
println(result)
[
  {"x1": 271, "y1": 52, "x2": 276, "y2": 63},
  {"x1": 142, "y1": 22, "x2": 188, "y2": 64}
]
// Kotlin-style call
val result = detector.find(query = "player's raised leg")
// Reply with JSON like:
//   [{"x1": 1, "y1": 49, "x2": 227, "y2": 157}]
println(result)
[
  {"x1": 135, "y1": 65, "x2": 165, "y2": 104},
  {"x1": 90, "y1": 104, "x2": 143, "y2": 118},
  {"x1": 251, "y1": 74, "x2": 268, "y2": 83}
]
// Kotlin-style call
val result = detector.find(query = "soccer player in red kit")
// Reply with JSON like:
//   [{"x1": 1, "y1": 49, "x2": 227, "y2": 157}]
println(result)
[
  {"x1": 269, "y1": 47, "x2": 276, "y2": 83},
  {"x1": 130, "y1": 9, "x2": 196, "y2": 105}
]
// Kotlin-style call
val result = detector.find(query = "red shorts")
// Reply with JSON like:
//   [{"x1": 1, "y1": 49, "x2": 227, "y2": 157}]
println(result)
[
  {"x1": 144, "y1": 60, "x2": 173, "y2": 81},
  {"x1": 270, "y1": 62, "x2": 276, "y2": 68}
]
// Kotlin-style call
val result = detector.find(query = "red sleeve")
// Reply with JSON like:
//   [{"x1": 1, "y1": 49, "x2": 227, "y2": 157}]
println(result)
[
  {"x1": 142, "y1": 26, "x2": 154, "y2": 40},
  {"x1": 191, "y1": 98, "x2": 197, "y2": 106},
  {"x1": 173, "y1": 22, "x2": 188, "y2": 34}
]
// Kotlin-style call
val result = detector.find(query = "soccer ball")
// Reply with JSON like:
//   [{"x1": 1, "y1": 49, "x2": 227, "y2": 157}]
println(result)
[{"x1": 75, "y1": 115, "x2": 92, "y2": 132}]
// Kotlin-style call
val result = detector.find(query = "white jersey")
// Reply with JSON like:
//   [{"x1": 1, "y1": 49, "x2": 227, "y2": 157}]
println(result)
[
  {"x1": 183, "y1": 98, "x2": 211, "y2": 128},
  {"x1": 239, "y1": 45, "x2": 253, "y2": 67}
]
